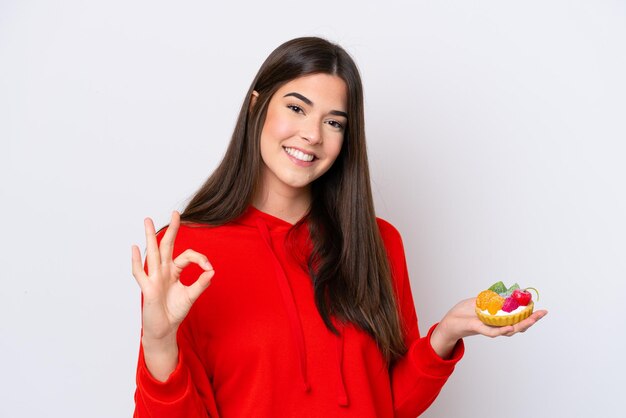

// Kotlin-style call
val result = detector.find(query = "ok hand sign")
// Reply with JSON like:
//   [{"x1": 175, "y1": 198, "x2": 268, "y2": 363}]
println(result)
[{"x1": 131, "y1": 211, "x2": 214, "y2": 380}]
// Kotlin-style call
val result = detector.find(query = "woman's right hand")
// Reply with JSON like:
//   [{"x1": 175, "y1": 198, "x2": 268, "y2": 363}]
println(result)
[
  {"x1": 430, "y1": 298, "x2": 547, "y2": 360},
  {"x1": 131, "y1": 211, "x2": 214, "y2": 380}
]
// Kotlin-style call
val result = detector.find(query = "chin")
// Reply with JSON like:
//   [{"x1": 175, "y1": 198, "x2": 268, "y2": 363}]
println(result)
[
  {"x1": 278, "y1": 170, "x2": 318, "y2": 189},
  {"x1": 283, "y1": 178, "x2": 315, "y2": 190}
]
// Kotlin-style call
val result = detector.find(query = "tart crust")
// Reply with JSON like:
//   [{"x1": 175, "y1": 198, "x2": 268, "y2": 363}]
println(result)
[{"x1": 476, "y1": 302, "x2": 534, "y2": 326}]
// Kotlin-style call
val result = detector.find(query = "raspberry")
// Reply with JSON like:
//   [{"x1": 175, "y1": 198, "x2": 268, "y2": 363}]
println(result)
[
  {"x1": 502, "y1": 296, "x2": 520, "y2": 313},
  {"x1": 476, "y1": 290, "x2": 500, "y2": 310}
]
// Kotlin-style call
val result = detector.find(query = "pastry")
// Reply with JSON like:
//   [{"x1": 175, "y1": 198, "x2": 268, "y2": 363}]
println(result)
[{"x1": 475, "y1": 281, "x2": 539, "y2": 326}]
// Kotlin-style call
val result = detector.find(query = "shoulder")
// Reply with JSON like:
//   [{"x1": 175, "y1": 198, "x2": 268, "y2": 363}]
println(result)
[
  {"x1": 155, "y1": 222, "x2": 244, "y2": 249},
  {"x1": 154, "y1": 222, "x2": 212, "y2": 242},
  {"x1": 376, "y1": 218, "x2": 412, "y2": 300},
  {"x1": 376, "y1": 217, "x2": 405, "y2": 257},
  {"x1": 376, "y1": 217, "x2": 401, "y2": 238}
]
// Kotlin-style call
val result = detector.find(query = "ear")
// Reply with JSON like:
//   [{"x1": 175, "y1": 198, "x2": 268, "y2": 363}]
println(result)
[{"x1": 249, "y1": 90, "x2": 259, "y2": 112}]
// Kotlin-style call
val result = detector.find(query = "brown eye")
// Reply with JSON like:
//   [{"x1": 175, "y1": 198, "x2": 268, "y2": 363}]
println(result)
[
  {"x1": 287, "y1": 105, "x2": 304, "y2": 114},
  {"x1": 326, "y1": 120, "x2": 344, "y2": 130}
]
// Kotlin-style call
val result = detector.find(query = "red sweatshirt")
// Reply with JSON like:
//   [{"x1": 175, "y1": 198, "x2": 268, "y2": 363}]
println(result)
[{"x1": 134, "y1": 206, "x2": 464, "y2": 417}]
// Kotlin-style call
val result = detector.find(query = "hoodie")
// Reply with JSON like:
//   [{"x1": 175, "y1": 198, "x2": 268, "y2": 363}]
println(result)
[{"x1": 134, "y1": 206, "x2": 464, "y2": 418}]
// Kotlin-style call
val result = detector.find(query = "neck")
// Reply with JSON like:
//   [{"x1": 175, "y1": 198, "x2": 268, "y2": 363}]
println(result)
[{"x1": 253, "y1": 173, "x2": 311, "y2": 225}]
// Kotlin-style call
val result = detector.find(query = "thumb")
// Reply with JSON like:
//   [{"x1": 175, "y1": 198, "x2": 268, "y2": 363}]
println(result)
[{"x1": 187, "y1": 270, "x2": 214, "y2": 303}]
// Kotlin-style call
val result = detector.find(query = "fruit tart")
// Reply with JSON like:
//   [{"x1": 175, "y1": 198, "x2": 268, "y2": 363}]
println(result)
[{"x1": 475, "y1": 281, "x2": 539, "y2": 326}]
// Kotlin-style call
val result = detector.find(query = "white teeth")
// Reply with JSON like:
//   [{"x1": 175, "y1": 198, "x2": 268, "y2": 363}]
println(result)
[{"x1": 284, "y1": 147, "x2": 314, "y2": 162}]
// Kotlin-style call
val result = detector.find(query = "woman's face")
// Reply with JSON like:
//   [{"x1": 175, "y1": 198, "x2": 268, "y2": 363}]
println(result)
[{"x1": 257, "y1": 73, "x2": 348, "y2": 198}]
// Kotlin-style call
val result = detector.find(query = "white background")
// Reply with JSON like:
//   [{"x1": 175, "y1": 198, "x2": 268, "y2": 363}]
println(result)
[{"x1": 1, "y1": 1, "x2": 625, "y2": 417}]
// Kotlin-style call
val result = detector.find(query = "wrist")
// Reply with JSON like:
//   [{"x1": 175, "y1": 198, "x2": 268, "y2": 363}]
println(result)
[
  {"x1": 430, "y1": 321, "x2": 461, "y2": 360},
  {"x1": 142, "y1": 332, "x2": 177, "y2": 351},
  {"x1": 141, "y1": 334, "x2": 179, "y2": 382}
]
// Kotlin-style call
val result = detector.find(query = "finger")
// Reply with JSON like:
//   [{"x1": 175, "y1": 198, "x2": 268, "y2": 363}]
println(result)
[
  {"x1": 502, "y1": 310, "x2": 549, "y2": 336},
  {"x1": 172, "y1": 249, "x2": 214, "y2": 273},
  {"x1": 159, "y1": 211, "x2": 181, "y2": 265},
  {"x1": 495, "y1": 325, "x2": 515, "y2": 337},
  {"x1": 187, "y1": 270, "x2": 215, "y2": 304},
  {"x1": 513, "y1": 310, "x2": 547, "y2": 333},
  {"x1": 131, "y1": 245, "x2": 147, "y2": 286},
  {"x1": 478, "y1": 322, "x2": 514, "y2": 338},
  {"x1": 144, "y1": 217, "x2": 161, "y2": 276}
]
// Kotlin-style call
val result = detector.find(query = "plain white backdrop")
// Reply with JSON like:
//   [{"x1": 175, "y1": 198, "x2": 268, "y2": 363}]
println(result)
[{"x1": 1, "y1": 1, "x2": 625, "y2": 417}]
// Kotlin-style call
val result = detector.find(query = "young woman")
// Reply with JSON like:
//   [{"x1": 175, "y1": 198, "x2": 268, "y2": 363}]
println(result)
[{"x1": 131, "y1": 37, "x2": 547, "y2": 418}]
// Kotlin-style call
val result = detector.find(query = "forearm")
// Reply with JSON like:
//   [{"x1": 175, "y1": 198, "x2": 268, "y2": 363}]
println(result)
[
  {"x1": 141, "y1": 333, "x2": 179, "y2": 382},
  {"x1": 429, "y1": 322, "x2": 461, "y2": 360}
]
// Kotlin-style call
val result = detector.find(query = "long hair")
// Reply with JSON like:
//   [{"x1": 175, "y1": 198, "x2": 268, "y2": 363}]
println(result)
[{"x1": 180, "y1": 37, "x2": 406, "y2": 362}]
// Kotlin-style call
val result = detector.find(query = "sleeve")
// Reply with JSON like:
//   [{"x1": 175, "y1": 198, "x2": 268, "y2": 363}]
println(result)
[
  {"x1": 377, "y1": 219, "x2": 465, "y2": 418},
  {"x1": 133, "y1": 226, "x2": 219, "y2": 418}
]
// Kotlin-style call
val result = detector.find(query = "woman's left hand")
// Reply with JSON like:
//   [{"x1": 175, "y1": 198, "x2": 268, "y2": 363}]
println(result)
[{"x1": 429, "y1": 298, "x2": 548, "y2": 359}]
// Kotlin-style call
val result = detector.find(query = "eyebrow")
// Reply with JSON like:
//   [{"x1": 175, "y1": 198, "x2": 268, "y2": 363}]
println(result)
[{"x1": 283, "y1": 92, "x2": 348, "y2": 119}]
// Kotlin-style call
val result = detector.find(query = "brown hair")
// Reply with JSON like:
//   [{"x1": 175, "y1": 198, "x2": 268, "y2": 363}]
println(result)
[{"x1": 180, "y1": 37, "x2": 406, "y2": 362}]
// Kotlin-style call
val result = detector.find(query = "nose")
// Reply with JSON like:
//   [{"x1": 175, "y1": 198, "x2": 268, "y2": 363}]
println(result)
[{"x1": 300, "y1": 118, "x2": 323, "y2": 144}]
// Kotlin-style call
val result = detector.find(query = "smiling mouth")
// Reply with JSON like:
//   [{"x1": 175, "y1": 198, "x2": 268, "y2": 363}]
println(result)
[{"x1": 283, "y1": 147, "x2": 316, "y2": 162}]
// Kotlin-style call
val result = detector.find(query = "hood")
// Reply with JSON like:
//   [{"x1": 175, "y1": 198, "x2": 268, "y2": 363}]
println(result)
[{"x1": 234, "y1": 205, "x2": 349, "y2": 407}]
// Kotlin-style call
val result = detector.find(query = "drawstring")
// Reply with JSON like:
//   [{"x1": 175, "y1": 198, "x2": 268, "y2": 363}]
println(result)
[
  {"x1": 334, "y1": 322, "x2": 349, "y2": 407},
  {"x1": 255, "y1": 216, "x2": 349, "y2": 406},
  {"x1": 256, "y1": 218, "x2": 311, "y2": 392}
]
